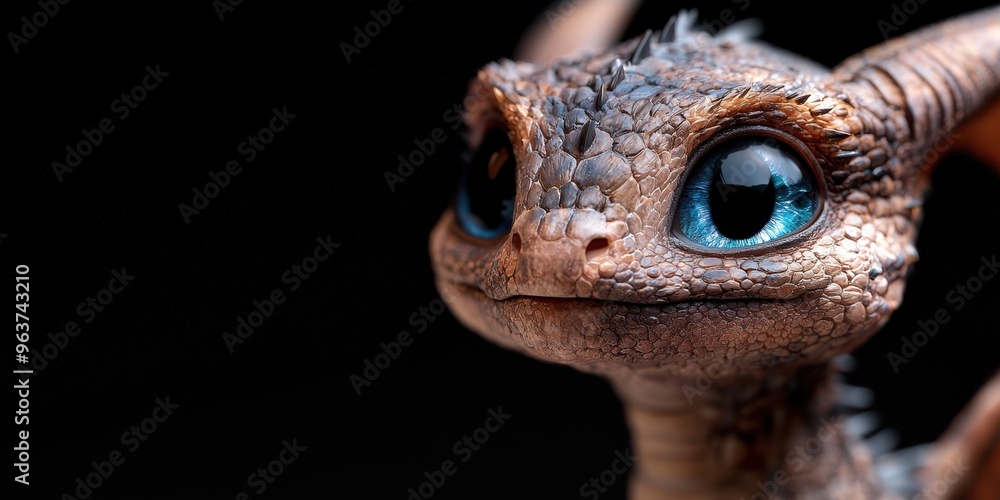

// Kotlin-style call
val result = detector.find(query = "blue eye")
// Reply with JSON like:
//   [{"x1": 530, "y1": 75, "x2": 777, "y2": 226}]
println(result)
[
  {"x1": 456, "y1": 127, "x2": 516, "y2": 239},
  {"x1": 675, "y1": 136, "x2": 820, "y2": 249}
]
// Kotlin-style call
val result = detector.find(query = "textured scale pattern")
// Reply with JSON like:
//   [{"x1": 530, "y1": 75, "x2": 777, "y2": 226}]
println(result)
[{"x1": 436, "y1": 25, "x2": 931, "y2": 376}]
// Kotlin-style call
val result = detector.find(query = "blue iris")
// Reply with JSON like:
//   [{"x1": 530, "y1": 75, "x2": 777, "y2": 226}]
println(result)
[{"x1": 676, "y1": 137, "x2": 819, "y2": 249}]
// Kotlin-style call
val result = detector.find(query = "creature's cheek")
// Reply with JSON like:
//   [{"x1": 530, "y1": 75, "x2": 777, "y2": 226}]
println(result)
[
  {"x1": 429, "y1": 209, "x2": 505, "y2": 287},
  {"x1": 805, "y1": 193, "x2": 922, "y2": 342}
]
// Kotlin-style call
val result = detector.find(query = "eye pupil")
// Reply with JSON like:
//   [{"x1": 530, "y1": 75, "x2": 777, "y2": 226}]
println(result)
[
  {"x1": 709, "y1": 157, "x2": 776, "y2": 240},
  {"x1": 675, "y1": 134, "x2": 821, "y2": 250},
  {"x1": 456, "y1": 127, "x2": 516, "y2": 239}
]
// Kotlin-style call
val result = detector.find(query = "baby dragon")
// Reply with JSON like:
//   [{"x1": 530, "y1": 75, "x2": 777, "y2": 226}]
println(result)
[{"x1": 429, "y1": 2, "x2": 1000, "y2": 498}]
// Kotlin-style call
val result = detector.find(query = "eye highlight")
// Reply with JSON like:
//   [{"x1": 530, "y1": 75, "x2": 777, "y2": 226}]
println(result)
[
  {"x1": 455, "y1": 126, "x2": 516, "y2": 239},
  {"x1": 675, "y1": 135, "x2": 821, "y2": 250}
]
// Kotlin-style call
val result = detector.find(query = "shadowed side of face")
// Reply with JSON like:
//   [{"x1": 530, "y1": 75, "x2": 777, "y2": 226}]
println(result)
[{"x1": 430, "y1": 29, "x2": 928, "y2": 379}]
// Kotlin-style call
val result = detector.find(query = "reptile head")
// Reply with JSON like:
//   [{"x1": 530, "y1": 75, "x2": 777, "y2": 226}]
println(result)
[{"x1": 430, "y1": 10, "x2": 1000, "y2": 379}]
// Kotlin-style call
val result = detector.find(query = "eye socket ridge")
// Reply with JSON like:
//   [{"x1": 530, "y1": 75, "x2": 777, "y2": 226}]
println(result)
[
  {"x1": 454, "y1": 123, "x2": 517, "y2": 240},
  {"x1": 671, "y1": 126, "x2": 827, "y2": 255}
]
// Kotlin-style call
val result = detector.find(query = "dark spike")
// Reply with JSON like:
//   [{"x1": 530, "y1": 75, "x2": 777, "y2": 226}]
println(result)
[
  {"x1": 607, "y1": 59, "x2": 626, "y2": 91},
  {"x1": 793, "y1": 94, "x2": 811, "y2": 105},
  {"x1": 610, "y1": 58, "x2": 623, "y2": 74},
  {"x1": 659, "y1": 15, "x2": 678, "y2": 43},
  {"x1": 579, "y1": 120, "x2": 597, "y2": 153},
  {"x1": 708, "y1": 87, "x2": 732, "y2": 103},
  {"x1": 738, "y1": 85, "x2": 752, "y2": 99},
  {"x1": 708, "y1": 91, "x2": 730, "y2": 111},
  {"x1": 824, "y1": 129, "x2": 852, "y2": 139},
  {"x1": 708, "y1": 88, "x2": 734, "y2": 110},
  {"x1": 591, "y1": 74, "x2": 603, "y2": 93},
  {"x1": 596, "y1": 83, "x2": 608, "y2": 108},
  {"x1": 630, "y1": 29, "x2": 653, "y2": 64},
  {"x1": 833, "y1": 150, "x2": 861, "y2": 159},
  {"x1": 837, "y1": 93, "x2": 855, "y2": 107},
  {"x1": 811, "y1": 107, "x2": 834, "y2": 116},
  {"x1": 868, "y1": 262, "x2": 884, "y2": 279}
]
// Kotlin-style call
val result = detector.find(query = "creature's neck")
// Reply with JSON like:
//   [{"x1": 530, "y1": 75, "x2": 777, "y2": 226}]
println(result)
[{"x1": 607, "y1": 362, "x2": 880, "y2": 499}]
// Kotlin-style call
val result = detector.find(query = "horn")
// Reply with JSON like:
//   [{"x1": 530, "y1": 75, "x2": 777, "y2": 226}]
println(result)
[
  {"x1": 833, "y1": 6, "x2": 1000, "y2": 174},
  {"x1": 513, "y1": 0, "x2": 643, "y2": 65}
]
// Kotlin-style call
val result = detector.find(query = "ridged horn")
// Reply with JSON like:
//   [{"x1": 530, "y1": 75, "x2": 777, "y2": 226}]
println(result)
[{"x1": 833, "y1": 6, "x2": 1000, "y2": 173}]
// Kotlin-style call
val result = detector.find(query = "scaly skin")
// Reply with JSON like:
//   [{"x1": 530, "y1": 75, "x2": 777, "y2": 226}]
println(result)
[{"x1": 430, "y1": 4, "x2": 1000, "y2": 499}]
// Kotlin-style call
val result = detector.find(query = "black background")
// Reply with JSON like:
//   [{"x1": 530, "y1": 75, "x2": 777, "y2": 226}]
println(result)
[{"x1": 6, "y1": 1, "x2": 999, "y2": 499}]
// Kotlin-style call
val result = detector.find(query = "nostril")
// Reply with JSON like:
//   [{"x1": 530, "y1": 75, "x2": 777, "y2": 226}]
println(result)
[
  {"x1": 585, "y1": 237, "x2": 610, "y2": 261},
  {"x1": 510, "y1": 232, "x2": 522, "y2": 258}
]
